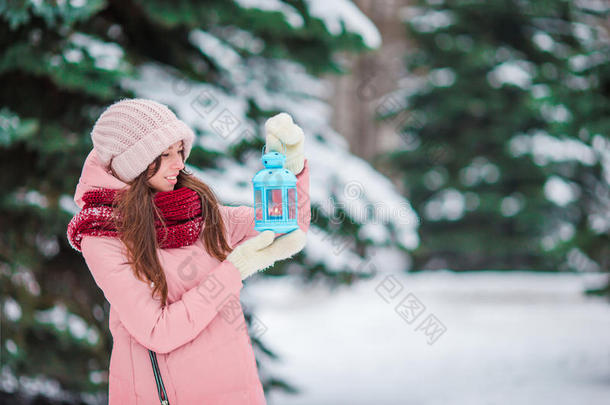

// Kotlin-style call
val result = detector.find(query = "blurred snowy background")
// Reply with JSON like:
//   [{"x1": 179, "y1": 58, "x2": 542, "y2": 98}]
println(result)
[{"x1": 243, "y1": 270, "x2": 610, "y2": 405}]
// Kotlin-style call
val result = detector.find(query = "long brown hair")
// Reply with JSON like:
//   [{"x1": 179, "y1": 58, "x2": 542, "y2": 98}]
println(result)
[{"x1": 110, "y1": 151, "x2": 233, "y2": 307}]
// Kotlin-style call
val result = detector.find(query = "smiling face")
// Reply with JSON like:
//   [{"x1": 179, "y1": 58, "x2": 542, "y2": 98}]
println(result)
[{"x1": 147, "y1": 140, "x2": 185, "y2": 192}]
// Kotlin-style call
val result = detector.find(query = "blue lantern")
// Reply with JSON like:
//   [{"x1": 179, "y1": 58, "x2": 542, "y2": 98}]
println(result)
[{"x1": 252, "y1": 141, "x2": 299, "y2": 233}]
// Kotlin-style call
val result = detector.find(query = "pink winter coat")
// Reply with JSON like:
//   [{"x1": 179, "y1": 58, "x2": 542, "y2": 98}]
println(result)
[{"x1": 71, "y1": 149, "x2": 311, "y2": 404}]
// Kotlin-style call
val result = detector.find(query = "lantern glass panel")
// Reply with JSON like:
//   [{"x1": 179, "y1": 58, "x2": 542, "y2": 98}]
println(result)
[
  {"x1": 288, "y1": 188, "x2": 296, "y2": 219},
  {"x1": 266, "y1": 188, "x2": 283, "y2": 219},
  {"x1": 254, "y1": 189, "x2": 263, "y2": 220}
]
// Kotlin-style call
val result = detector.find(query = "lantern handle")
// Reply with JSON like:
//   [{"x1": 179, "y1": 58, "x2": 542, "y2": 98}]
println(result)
[{"x1": 261, "y1": 138, "x2": 287, "y2": 157}]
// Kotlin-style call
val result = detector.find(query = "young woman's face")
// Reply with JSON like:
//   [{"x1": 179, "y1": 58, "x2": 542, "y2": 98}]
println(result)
[{"x1": 147, "y1": 140, "x2": 185, "y2": 192}]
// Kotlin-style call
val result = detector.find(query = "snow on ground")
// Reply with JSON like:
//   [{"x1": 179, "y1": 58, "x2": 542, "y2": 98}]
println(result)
[{"x1": 241, "y1": 270, "x2": 610, "y2": 405}]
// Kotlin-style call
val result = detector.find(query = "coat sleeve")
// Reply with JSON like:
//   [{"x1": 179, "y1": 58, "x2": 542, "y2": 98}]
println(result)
[
  {"x1": 80, "y1": 235, "x2": 243, "y2": 354},
  {"x1": 221, "y1": 158, "x2": 311, "y2": 247}
]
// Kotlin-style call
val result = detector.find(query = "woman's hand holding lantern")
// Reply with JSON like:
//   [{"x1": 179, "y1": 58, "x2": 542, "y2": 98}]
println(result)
[
  {"x1": 264, "y1": 112, "x2": 305, "y2": 175},
  {"x1": 226, "y1": 230, "x2": 307, "y2": 280}
]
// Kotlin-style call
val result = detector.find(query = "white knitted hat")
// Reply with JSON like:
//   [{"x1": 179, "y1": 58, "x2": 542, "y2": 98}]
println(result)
[{"x1": 91, "y1": 98, "x2": 195, "y2": 182}]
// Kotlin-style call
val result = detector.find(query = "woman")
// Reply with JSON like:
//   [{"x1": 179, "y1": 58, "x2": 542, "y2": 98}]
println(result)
[{"x1": 66, "y1": 98, "x2": 311, "y2": 404}]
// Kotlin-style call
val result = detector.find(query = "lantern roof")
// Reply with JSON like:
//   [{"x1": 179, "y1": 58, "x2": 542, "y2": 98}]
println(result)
[
  {"x1": 252, "y1": 166, "x2": 297, "y2": 186},
  {"x1": 261, "y1": 151, "x2": 285, "y2": 168}
]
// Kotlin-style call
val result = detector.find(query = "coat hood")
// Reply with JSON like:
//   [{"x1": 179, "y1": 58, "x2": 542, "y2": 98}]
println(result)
[{"x1": 74, "y1": 148, "x2": 130, "y2": 209}]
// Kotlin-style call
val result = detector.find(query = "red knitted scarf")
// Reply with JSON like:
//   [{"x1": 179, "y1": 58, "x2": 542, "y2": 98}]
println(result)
[{"x1": 67, "y1": 186, "x2": 203, "y2": 252}]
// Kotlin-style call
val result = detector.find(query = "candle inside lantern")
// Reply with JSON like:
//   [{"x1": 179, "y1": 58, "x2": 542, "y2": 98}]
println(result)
[{"x1": 267, "y1": 189, "x2": 283, "y2": 218}]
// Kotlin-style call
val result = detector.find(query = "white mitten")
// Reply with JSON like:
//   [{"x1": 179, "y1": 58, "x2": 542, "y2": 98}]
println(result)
[
  {"x1": 265, "y1": 112, "x2": 305, "y2": 175},
  {"x1": 226, "y1": 229, "x2": 307, "y2": 280}
]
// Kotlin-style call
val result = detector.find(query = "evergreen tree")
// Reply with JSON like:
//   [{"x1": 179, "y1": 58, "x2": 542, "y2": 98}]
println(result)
[
  {"x1": 1, "y1": 1, "x2": 414, "y2": 403},
  {"x1": 378, "y1": 0, "x2": 609, "y2": 274}
]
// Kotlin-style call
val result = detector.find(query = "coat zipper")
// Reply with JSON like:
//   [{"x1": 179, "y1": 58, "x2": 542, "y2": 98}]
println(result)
[{"x1": 148, "y1": 350, "x2": 170, "y2": 404}]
